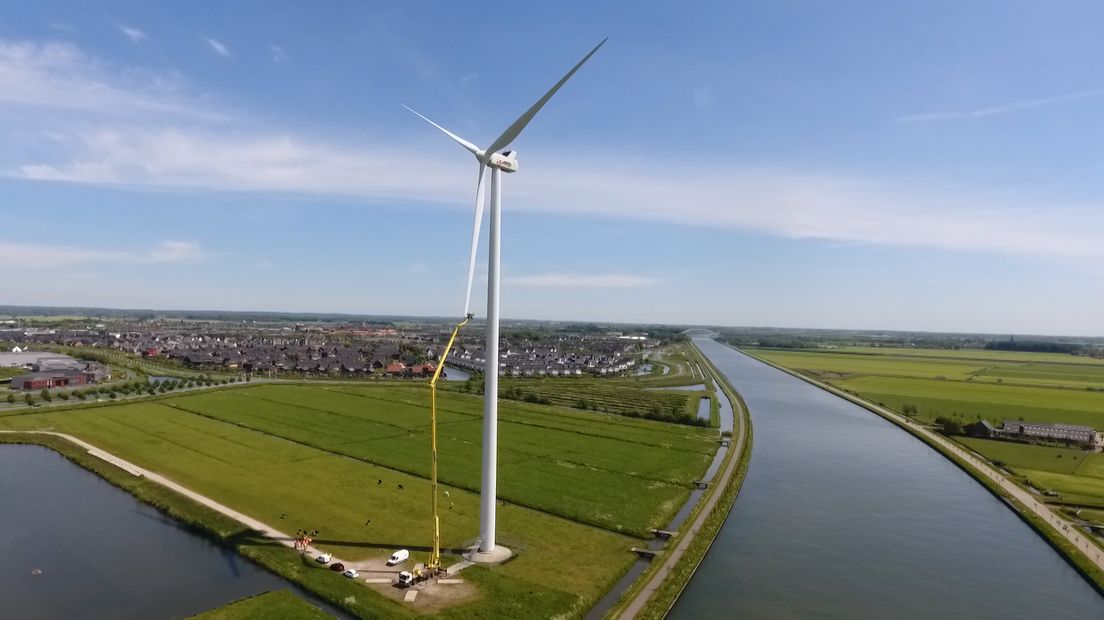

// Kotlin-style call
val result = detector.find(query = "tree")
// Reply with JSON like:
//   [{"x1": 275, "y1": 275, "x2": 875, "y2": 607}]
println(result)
[
  {"x1": 6, "y1": 393, "x2": 14, "y2": 405},
  {"x1": 934, "y1": 416, "x2": 962, "y2": 436},
  {"x1": 40, "y1": 388, "x2": 52, "y2": 402},
  {"x1": 901, "y1": 403, "x2": 918, "y2": 416},
  {"x1": 24, "y1": 393, "x2": 34, "y2": 406}
]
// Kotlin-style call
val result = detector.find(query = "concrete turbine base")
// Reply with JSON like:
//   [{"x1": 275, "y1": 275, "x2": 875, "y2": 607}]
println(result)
[{"x1": 465, "y1": 545, "x2": 513, "y2": 565}]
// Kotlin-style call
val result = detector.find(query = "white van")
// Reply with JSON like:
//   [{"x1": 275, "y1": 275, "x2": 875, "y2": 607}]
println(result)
[
  {"x1": 387, "y1": 549, "x2": 410, "y2": 566},
  {"x1": 315, "y1": 553, "x2": 332, "y2": 564}
]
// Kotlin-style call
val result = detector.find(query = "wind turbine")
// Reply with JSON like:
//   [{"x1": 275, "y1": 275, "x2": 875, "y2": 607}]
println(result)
[{"x1": 405, "y1": 38, "x2": 606, "y2": 561}]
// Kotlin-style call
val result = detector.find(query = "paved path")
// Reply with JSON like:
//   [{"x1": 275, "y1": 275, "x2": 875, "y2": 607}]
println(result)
[
  {"x1": 758, "y1": 357, "x2": 1104, "y2": 575},
  {"x1": 616, "y1": 349, "x2": 749, "y2": 620},
  {"x1": 0, "y1": 430, "x2": 365, "y2": 574}
]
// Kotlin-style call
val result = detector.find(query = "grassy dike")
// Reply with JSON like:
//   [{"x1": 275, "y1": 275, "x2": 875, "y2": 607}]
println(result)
[
  {"x1": 189, "y1": 590, "x2": 331, "y2": 620},
  {"x1": 604, "y1": 342, "x2": 754, "y2": 619},
  {"x1": 739, "y1": 346, "x2": 1104, "y2": 596}
]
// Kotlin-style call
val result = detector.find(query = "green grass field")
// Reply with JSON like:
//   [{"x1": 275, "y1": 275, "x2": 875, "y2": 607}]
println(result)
[
  {"x1": 190, "y1": 591, "x2": 331, "y2": 620},
  {"x1": 754, "y1": 348, "x2": 1104, "y2": 429},
  {"x1": 0, "y1": 380, "x2": 716, "y2": 617},
  {"x1": 829, "y1": 346, "x2": 1104, "y2": 366},
  {"x1": 0, "y1": 367, "x2": 25, "y2": 380},
  {"x1": 957, "y1": 437, "x2": 1088, "y2": 475},
  {"x1": 754, "y1": 346, "x2": 1104, "y2": 527}
]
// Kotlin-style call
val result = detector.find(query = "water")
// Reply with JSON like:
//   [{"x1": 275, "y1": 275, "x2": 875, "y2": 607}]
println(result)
[
  {"x1": 0, "y1": 445, "x2": 341, "y2": 619},
  {"x1": 443, "y1": 366, "x2": 471, "y2": 381},
  {"x1": 671, "y1": 339, "x2": 1104, "y2": 618},
  {"x1": 586, "y1": 362, "x2": 739, "y2": 619},
  {"x1": 695, "y1": 397, "x2": 710, "y2": 422}
]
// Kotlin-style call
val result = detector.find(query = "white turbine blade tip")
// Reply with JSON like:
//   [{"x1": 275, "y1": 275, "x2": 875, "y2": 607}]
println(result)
[
  {"x1": 485, "y1": 37, "x2": 607, "y2": 156},
  {"x1": 401, "y1": 104, "x2": 482, "y2": 157}
]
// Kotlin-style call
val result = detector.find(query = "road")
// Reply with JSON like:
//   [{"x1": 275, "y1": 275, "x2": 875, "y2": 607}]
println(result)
[{"x1": 615, "y1": 353, "x2": 748, "y2": 620}]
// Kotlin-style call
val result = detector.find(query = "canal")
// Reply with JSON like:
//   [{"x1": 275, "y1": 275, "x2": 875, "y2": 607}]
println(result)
[
  {"x1": 671, "y1": 338, "x2": 1104, "y2": 619},
  {"x1": 0, "y1": 445, "x2": 341, "y2": 619}
]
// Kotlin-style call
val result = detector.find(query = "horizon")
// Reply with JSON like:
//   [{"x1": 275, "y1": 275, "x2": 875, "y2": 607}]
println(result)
[
  {"x1": 2, "y1": 303, "x2": 1100, "y2": 341},
  {"x1": 3, "y1": 2, "x2": 1103, "y2": 334}
]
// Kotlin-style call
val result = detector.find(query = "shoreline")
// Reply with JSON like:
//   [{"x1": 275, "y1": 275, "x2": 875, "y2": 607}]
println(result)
[
  {"x1": 738, "y1": 345, "x2": 1104, "y2": 596},
  {"x1": 605, "y1": 339, "x2": 753, "y2": 619}
]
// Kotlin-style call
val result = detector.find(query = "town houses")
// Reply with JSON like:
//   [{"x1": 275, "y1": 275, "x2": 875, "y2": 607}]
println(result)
[{"x1": 1, "y1": 321, "x2": 652, "y2": 380}]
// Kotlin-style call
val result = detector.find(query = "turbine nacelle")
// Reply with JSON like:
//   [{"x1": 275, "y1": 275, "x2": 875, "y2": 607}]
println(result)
[{"x1": 487, "y1": 151, "x2": 518, "y2": 173}]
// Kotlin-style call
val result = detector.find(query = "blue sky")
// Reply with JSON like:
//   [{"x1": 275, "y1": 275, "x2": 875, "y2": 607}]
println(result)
[{"x1": 2, "y1": 1, "x2": 1103, "y2": 335}]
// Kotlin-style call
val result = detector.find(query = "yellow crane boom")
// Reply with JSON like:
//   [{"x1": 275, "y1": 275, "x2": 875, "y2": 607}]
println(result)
[{"x1": 426, "y1": 315, "x2": 471, "y2": 570}]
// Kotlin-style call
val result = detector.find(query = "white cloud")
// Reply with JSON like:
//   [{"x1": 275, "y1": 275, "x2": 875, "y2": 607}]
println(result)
[
  {"x1": 0, "y1": 40, "x2": 222, "y2": 121},
  {"x1": 897, "y1": 88, "x2": 1104, "y2": 122},
  {"x1": 204, "y1": 36, "x2": 231, "y2": 58},
  {"x1": 506, "y1": 274, "x2": 659, "y2": 288},
  {"x1": 48, "y1": 23, "x2": 76, "y2": 33},
  {"x1": 117, "y1": 24, "x2": 147, "y2": 43},
  {"x1": 3, "y1": 39, "x2": 1104, "y2": 262},
  {"x1": 149, "y1": 240, "x2": 204, "y2": 262},
  {"x1": 0, "y1": 240, "x2": 205, "y2": 268},
  {"x1": 270, "y1": 45, "x2": 285, "y2": 62}
]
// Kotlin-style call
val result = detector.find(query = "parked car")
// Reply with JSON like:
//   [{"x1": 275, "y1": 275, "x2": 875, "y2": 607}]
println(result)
[
  {"x1": 316, "y1": 553, "x2": 332, "y2": 564},
  {"x1": 343, "y1": 568, "x2": 359, "y2": 579},
  {"x1": 330, "y1": 562, "x2": 345, "y2": 572},
  {"x1": 387, "y1": 549, "x2": 409, "y2": 566}
]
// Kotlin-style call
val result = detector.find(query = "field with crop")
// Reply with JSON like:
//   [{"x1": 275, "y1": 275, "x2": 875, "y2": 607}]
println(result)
[
  {"x1": 829, "y1": 346, "x2": 1104, "y2": 366},
  {"x1": 157, "y1": 384, "x2": 714, "y2": 534},
  {"x1": 754, "y1": 348, "x2": 1104, "y2": 429},
  {"x1": 0, "y1": 380, "x2": 717, "y2": 617},
  {"x1": 754, "y1": 346, "x2": 1104, "y2": 526}
]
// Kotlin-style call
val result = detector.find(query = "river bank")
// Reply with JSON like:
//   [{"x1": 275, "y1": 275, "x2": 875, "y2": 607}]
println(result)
[
  {"x1": 670, "y1": 340, "x2": 1104, "y2": 619},
  {"x1": 741, "y1": 346, "x2": 1104, "y2": 593},
  {"x1": 601, "y1": 338, "x2": 752, "y2": 619}
]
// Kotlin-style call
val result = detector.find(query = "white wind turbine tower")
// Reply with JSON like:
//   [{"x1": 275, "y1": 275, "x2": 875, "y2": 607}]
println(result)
[{"x1": 405, "y1": 38, "x2": 606, "y2": 562}]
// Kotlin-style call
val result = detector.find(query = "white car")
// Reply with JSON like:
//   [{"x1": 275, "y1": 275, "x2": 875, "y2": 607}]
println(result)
[
  {"x1": 343, "y1": 568, "x2": 359, "y2": 579},
  {"x1": 315, "y1": 553, "x2": 332, "y2": 564}
]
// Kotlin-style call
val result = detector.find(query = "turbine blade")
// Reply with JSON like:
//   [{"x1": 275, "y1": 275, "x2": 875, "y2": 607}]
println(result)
[
  {"x1": 401, "y1": 104, "x2": 482, "y2": 157},
  {"x1": 463, "y1": 163, "x2": 488, "y2": 317},
  {"x1": 485, "y1": 37, "x2": 607, "y2": 156}
]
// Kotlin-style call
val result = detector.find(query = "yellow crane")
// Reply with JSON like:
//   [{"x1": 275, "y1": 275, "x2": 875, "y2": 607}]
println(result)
[{"x1": 425, "y1": 314, "x2": 471, "y2": 572}]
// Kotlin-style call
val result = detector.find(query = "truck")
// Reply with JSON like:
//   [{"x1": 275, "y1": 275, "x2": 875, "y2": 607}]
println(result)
[{"x1": 396, "y1": 565, "x2": 434, "y2": 588}]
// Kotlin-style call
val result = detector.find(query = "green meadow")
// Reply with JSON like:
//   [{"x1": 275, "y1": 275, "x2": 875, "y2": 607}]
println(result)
[
  {"x1": 190, "y1": 591, "x2": 331, "y2": 620},
  {"x1": 0, "y1": 380, "x2": 716, "y2": 618},
  {"x1": 754, "y1": 348, "x2": 1104, "y2": 428}
]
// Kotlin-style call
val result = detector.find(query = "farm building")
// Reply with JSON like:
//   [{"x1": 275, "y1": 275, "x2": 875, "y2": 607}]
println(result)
[
  {"x1": 996, "y1": 420, "x2": 1102, "y2": 448},
  {"x1": 11, "y1": 370, "x2": 89, "y2": 390}
]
